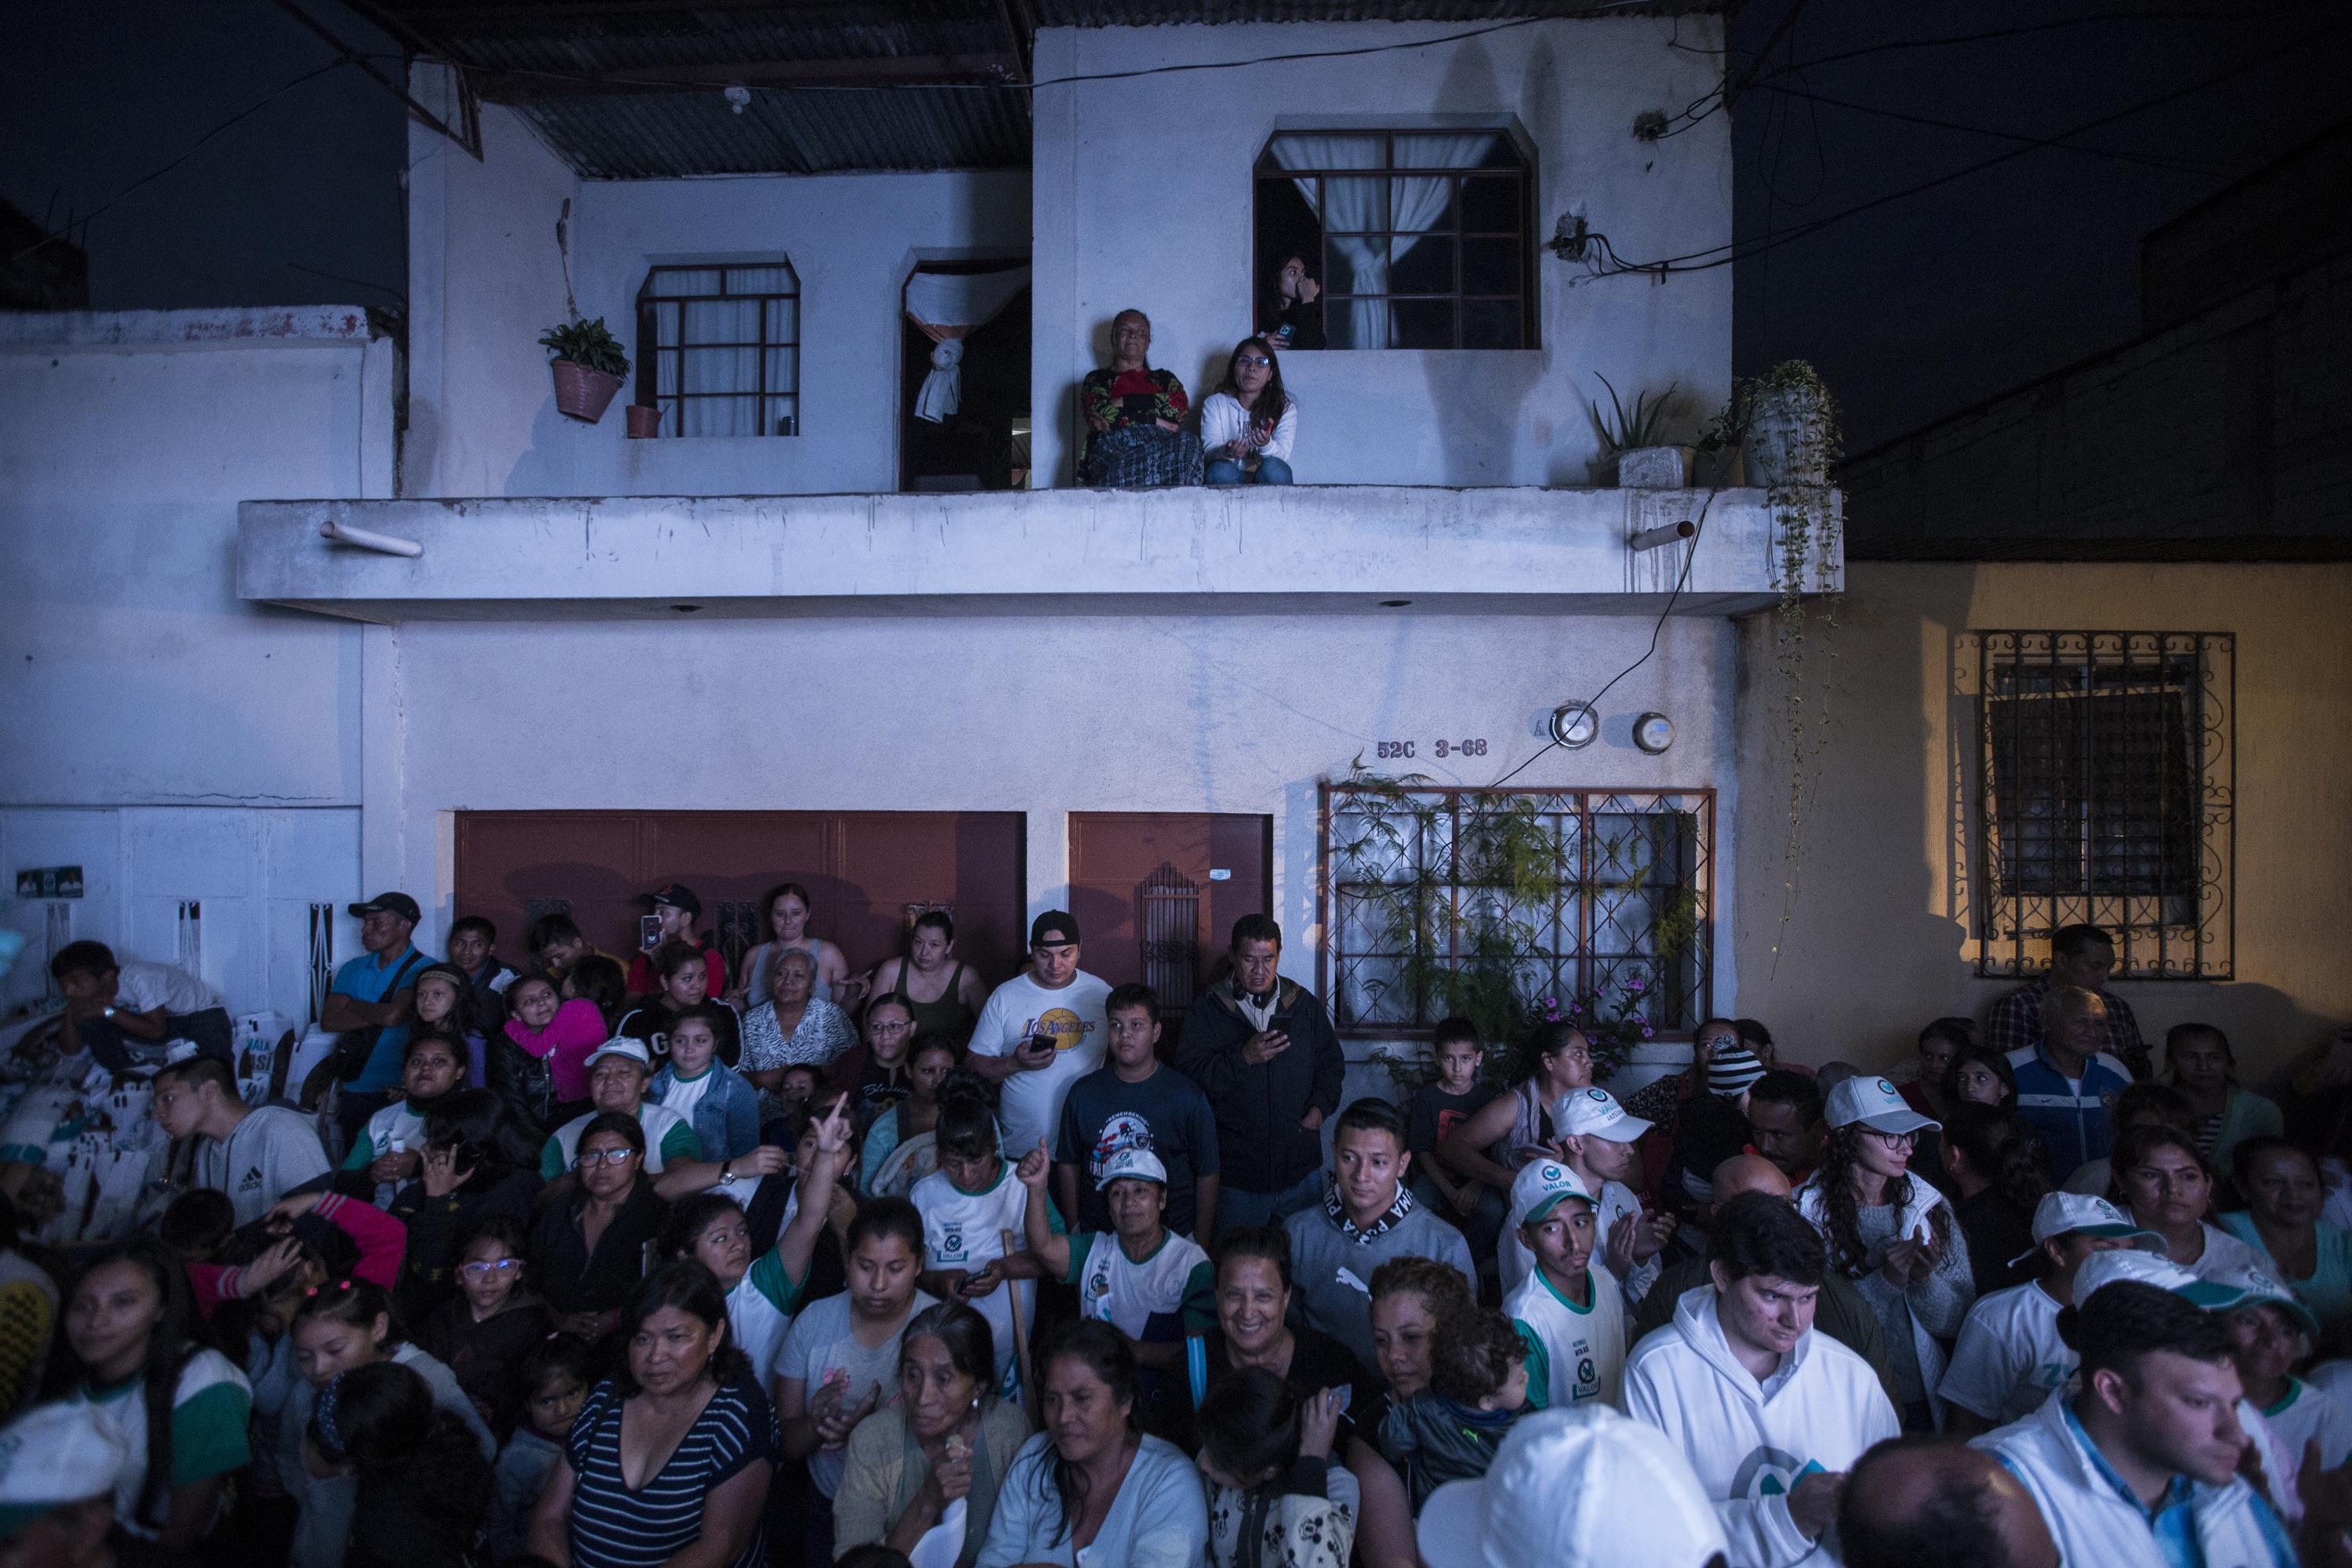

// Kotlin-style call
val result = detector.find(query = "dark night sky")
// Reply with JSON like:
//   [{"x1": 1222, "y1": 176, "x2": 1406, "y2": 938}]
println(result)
[{"x1": 4, "y1": 1, "x2": 2346, "y2": 451}]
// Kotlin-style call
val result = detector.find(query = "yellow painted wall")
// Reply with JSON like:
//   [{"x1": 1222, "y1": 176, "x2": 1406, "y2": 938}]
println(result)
[{"x1": 1733, "y1": 561, "x2": 2352, "y2": 1086}]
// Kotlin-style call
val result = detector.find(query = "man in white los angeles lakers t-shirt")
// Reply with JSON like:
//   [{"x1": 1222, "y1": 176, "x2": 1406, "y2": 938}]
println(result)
[{"x1": 966, "y1": 909, "x2": 1111, "y2": 1156}]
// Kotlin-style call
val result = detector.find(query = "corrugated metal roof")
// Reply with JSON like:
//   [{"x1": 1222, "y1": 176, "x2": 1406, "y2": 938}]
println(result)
[
  {"x1": 371, "y1": 0, "x2": 1728, "y2": 176},
  {"x1": 512, "y1": 86, "x2": 1030, "y2": 177}
]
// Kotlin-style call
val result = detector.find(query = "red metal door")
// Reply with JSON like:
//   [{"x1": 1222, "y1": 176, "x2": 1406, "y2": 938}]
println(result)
[
  {"x1": 1067, "y1": 813, "x2": 1272, "y2": 1052},
  {"x1": 453, "y1": 811, "x2": 1026, "y2": 992}
]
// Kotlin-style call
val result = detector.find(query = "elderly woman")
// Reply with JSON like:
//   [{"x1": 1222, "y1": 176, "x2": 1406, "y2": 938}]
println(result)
[
  {"x1": 1079, "y1": 310, "x2": 1200, "y2": 488},
  {"x1": 1201, "y1": 338, "x2": 1297, "y2": 487},
  {"x1": 834, "y1": 1303, "x2": 1031, "y2": 1566},
  {"x1": 2220, "y1": 1138, "x2": 2352, "y2": 1334},
  {"x1": 526, "y1": 1261, "x2": 777, "y2": 1568},
  {"x1": 976, "y1": 1321, "x2": 1207, "y2": 1568},
  {"x1": 741, "y1": 947, "x2": 856, "y2": 1098}
]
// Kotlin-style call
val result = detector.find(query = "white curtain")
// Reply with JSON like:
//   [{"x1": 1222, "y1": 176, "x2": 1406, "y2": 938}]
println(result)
[
  {"x1": 903, "y1": 265, "x2": 1031, "y2": 423},
  {"x1": 1269, "y1": 132, "x2": 1496, "y2": 349},
  {"x1": 654, "y1": 264, "x2": 797, "y2": 437}
]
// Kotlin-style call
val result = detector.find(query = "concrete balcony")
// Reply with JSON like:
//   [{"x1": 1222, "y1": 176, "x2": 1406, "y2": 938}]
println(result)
[{"x1": 236, "y1": 485, "x2": 1842, "y2": 622}]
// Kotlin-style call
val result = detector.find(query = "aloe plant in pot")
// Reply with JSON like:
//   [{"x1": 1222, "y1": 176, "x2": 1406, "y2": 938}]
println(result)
[
  {"x1": 1589, "y1": 372, "x2": 1692, "y2": 488},
  {"x1": 539, "y1": 317, "x2": 630, "y2": 423}
]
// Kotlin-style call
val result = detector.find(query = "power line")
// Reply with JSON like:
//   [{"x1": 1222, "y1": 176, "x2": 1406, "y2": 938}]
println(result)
[
  {"x1": 1769, "y1": 2, "x2": 2327, "y2": 74},
  {"x1": 1573, "y1": 16, "x2": 2347, "y2": 281},
  {"x1": 1744, "y1": 81, "x2": 2227, "y2": 177},
  {"x1": 9, "y1": 60, "x2": 348, "y2": 265}
]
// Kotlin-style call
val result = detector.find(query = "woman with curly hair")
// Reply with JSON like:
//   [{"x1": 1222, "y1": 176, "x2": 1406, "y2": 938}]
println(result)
[{"x1": 1795, "y1": 1077, "x2": 1974, "y2": 1430}]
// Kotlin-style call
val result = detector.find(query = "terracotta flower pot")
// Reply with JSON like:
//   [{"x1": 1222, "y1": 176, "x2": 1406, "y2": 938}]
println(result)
[
  {"x1": 626, "y1": 405, "x2": 662, "y2": 438},
  {"x1": 551, "y1": 360, "x2": 625, "y2": 423}
]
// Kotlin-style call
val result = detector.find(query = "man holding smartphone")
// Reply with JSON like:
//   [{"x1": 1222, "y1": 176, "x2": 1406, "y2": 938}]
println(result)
[
  {"x1": 967, "y1": 911, "x2": 1112, "y2": 1159},
  {"x1": 1177, "y1": 914, "x2": 1345, "y2": 1236}
]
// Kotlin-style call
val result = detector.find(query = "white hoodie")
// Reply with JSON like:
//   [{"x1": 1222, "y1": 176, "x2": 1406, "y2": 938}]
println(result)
[
  {"x1": 1622, "y1": 1286, "x2": 1900, "y2": 1568},
  {"x1": 1973, "y1": 1392, "x2": 2298, "y2": 1568}
]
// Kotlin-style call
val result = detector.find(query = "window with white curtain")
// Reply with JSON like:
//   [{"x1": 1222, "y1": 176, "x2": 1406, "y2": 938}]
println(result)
[
  {"x1": 1255, "y1": 131, "x2": 1533, "y2": 350},
  {"x1": 634, "y1": 262, "x2": 800, "y2": 437}
]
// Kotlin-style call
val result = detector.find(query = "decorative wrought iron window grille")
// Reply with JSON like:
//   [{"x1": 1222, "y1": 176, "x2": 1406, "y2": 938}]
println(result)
[
  {"x1": 1973, "y1": 631, "x2": 2233, "y2": 980},
  {"x1": 1320, "y1": 783, "x2": 1711, "y2": 1036},
  {"x1": 713, "y1": 900, "x2": 763, "y2": 982},
  {"x1": 1139, "y1": 864, "x2": 1203, "y2": 1018}
]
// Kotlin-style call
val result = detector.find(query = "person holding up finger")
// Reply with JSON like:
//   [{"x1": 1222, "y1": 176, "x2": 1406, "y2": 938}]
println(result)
[{"x1": 1178, "y1": 916, "x2": 1345, "y2": 1238}]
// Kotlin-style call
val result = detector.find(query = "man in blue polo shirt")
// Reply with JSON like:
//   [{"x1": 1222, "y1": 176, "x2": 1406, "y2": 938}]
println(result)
[
  {"x1": 320, "y1": 891, "x2": 429, "y2": 1152},
  {"x1": 2007, "y1": 985, "x2": 2136, "y2": 1179}
]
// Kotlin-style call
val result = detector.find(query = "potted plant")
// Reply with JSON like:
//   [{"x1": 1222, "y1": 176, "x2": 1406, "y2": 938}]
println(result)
[
  {"x1": 1720, "y1": 359, "x2": 1835, "y2": 486},
  {"x1": 539, "y1": 317, "x2": 630, "y2": 424},
  {"x1": 1589, "y1": 373, "x2": 1691, "y2": 488},
  {"x1": 626, "y1": 405, "x2": 662, "y2": 439}
]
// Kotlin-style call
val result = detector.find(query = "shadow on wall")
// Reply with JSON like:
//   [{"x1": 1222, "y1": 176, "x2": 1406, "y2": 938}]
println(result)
[
  {"x1": 1424, "y1": 36, "x2": 1548, "y2": 487},
  {"x1": 505, "y1": 394, "x2": 575, "y2": 496}
]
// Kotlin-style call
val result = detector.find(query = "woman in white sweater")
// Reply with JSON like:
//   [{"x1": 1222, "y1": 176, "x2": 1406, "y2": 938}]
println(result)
[{"x1": 1201, "y1": 337, "x2": 1298, "y2": 485}]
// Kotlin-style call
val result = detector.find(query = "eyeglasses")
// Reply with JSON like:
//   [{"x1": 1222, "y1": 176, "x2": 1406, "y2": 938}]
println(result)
[
  {"x1": 1866, "y1": 1130, "x2": 1918, "y2": 1150},
  {"x1": 459, "y1": 1258, "x2": 522, "y2": 1279},
  {"x1": 869, "y1": 1020, "x2": 913, "y2": 1036},
  {"x1": 1236, "y1": 355, "x2": 1272, "y2": 368},
  {"x1": 575, "y1": 1147, "x2": 638, "y2": 1168}
]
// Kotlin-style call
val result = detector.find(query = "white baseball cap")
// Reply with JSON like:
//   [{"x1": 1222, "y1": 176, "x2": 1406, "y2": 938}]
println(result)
[
  {"x1": 2198, "y1": 1265, "x2": 2322, "y2": 1338},
  {"x1": 0, "y1": 1402, "x2": 129, "y2": 1535},
  {"x1": 1508, "y1": 1159, "x2": 1595, "y2": 1229},
  {"x1": 584, "y1": 1037, "x2": 653, "y2": 1071},
  {"x1": 1418, "y1": 1404, "x2": 1729, "y2": 1568},
  {"x1": 1549, "y1": 1087, "x2": 1652, "y2": 1145},
  {"x1": 2030, "y1": 1192, "x2": 2166, "y2": 1251},
  {"x1": 2071, "y1": 1247, "x2": 2201, "y2": 1303},
  {"x1": 1823, "y1": 1076, "x2": 1939, "y2": 1137},
  {"x1": 1096, "y1": 1145, "x2": 1168, "y2": 1189}
]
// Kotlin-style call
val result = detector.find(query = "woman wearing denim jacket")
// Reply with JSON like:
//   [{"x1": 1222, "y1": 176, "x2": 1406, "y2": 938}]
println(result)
[{"x1": 650, "y1": 1004, "x2": 763, "y2": 1162}]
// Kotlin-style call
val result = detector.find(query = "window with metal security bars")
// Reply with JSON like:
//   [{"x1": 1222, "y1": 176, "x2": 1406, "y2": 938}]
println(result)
[
  {"x1": 1321, "y1": 784, "x2": 1711, "y2": 1036},
  {"x1": 713, "y1": 900, "x2": 763, "y2": 983},
  {"x1": 1975, "y1": 631, "x2": 2233, "y2": 981},
  {"x1": 1255, "y1": 132, "x2": 1534, "y2": 350},
  {"x1": 635, "y1": 262, "x2": 800, "y2": 437}
]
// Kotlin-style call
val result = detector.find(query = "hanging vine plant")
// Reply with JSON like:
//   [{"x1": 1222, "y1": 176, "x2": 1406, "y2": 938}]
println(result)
[{"x1": 1704, "y1": 361, "x2": 1844, "y2": 963}]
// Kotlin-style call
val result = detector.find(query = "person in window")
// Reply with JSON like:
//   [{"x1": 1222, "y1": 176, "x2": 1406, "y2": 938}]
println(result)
[
  {"x1": 1080, "y1": 310, "x2": 1199, "y2": 488},
  {"x1": 1263, "y1": 252, "x2": 1325, "y2": 352},
  {"x1": 1202, "y1": 339, "x2": 1298, "y2": 488}
]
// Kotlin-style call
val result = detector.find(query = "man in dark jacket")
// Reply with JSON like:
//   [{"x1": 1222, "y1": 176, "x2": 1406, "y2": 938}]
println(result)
[{"x1": 1174, "y1": 914, "x2": 1345, "y2": 1236}]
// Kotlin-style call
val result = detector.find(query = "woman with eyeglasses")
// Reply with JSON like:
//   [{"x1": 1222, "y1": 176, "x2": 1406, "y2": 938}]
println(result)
[
  {"x1": 528, "y1": 1112, "x2": 671, "y2": 1342},
  {"x1": 1201, "y1": 337, "x2": 1297, "y2": 487},
  {"x1": 1795, "y1": 1078, "x2": 1975, "y2": 1431}
]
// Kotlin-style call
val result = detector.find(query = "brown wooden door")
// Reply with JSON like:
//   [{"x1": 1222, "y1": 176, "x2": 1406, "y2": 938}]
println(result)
[
  {"x1": 453, "y1": 810, "x2": 1026, "y2": 993},
  {"x1": 1067, "y1": 813, "x2": 1272, "y2": 1053}
]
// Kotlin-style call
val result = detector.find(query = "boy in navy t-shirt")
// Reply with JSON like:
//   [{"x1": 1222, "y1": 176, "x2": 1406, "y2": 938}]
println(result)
[{"x1": 1406, "y1": 1018, "x2": 1504, "y2": 1260}]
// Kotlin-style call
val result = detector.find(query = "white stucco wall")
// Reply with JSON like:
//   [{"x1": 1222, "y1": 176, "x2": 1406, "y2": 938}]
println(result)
[
  {"x1": 1734, "y1": 561, "x2": 2352, "y2": 1085},
  {"x1": 1030, "y1": 17, "x2": 1733, "y2": 488},
  {"x1": 375, "y1": 608, "x2": 1744, "y2": 1034},
  {"x1": 401, "y1": 71, "x2": 1030, "y2": 499},
  {"x1": 0, "y1": 309, "x2": 386, "y2": 1019}
]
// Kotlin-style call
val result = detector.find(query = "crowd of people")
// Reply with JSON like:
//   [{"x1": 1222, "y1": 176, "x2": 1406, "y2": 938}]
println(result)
[{"x1": 7, "y1": 895, "x2": 2352, "y2": 1568}]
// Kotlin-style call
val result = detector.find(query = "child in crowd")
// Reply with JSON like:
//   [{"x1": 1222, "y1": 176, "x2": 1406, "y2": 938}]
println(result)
[
  {"x1": 1664, "y1": 1022, "x2": 1768, "y2": 1220},
  {"x1": 413, "y1": 1214, "x2": 552, "y2": 1440},
  {"x1": 492, "y1": 974, "x2": 604, "y2": 1127},
  {"x1": 649, "y1": 1002, "x2": 763, "y2": 1163},
  {"x1": 1377, "y1": 1301, "x2": 1529, "y2": 1512},
  {"x1": 779, "y1": 1063, "x2": 822, "y2": 1121},
  {"x1": 338, "y1": 1029, "x2": 466, "y2": 1208},
  {"x1": 561, "y1": 953, "x2": 628, "y2": 1035},
  {"x1": 2211, "y1": 1265, "x2": 2350, "y2": 1487},
  {"x1": 159, "y1": 1188, "x2": 237, "y2": 1266},
  {"x1": 1197, "y1": 1367, "x2": 1358, "y2": 1568},
  {"x1": 1017, "y1": 1139, "x2": 1214, "y2": 1371},
  {"x1": 1502, "y1": 1159, "x2": 1626, "y2": 1410},
  {"x1": 307, "y1": 1361, "x2": 492, "y2": 1568},
  {"x1": 862, "y1": 1033, "x2": 960, "y2": 1198},
  {"x1": 1405, "y1": 1018, "x2": 1504, "y2": 1261},
  {"x1": 486, "y1": 1333, "x2": 593, "y2": 1559},
  {"x1": 1940, "y1": 1192, "x2": 2165, "y2": 1436},
  {"x1": 911, "y1": 1080, "x2": 1051, "y2": 1393},
  {"x1": 281, "y1": 1277, "x2": 495, "y2": 1568}
]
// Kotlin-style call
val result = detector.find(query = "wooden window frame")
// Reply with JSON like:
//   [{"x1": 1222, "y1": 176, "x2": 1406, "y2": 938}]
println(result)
[{"x1": 633, "y1": 262, "x2": 801, "y2": 437}]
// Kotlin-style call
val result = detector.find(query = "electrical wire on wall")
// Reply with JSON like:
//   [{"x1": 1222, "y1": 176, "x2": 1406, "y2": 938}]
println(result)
[{"x1": 1483, "y1": 488, "x2": 1719, "y2": 792}]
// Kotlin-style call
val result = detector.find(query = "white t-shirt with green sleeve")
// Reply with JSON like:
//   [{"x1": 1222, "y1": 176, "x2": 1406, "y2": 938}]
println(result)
[
  {"x1": 539, "y1": 1102, "x2": 701, "y2": 1179},
  {"x1": 71, "y1": 1348, "x2": 252, "y2": 1537}
]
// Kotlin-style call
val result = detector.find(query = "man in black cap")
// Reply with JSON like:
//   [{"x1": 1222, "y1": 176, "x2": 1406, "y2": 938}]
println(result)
[
  {"x1": 967, "y1": 910, "x2": 1111, "y2": 1157},
  {"x1": 624, "y1": 882, "x2": 728, "y2": 1001},
  {"x1": 1176, "y1": 914, "x2": 1345, "y2": 1236},
  {"x1": 318, "y1": 891, "x2": 428, "y2": 1149}
]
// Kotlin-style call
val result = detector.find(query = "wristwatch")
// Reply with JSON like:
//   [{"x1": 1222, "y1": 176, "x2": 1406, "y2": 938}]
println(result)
[
  {"x1": 719, "y1": 1160, "x2": 733, "y2": 1185},
  {"x1": 101, "y1": 1007, "x2": 117, "y2": 1020}
]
